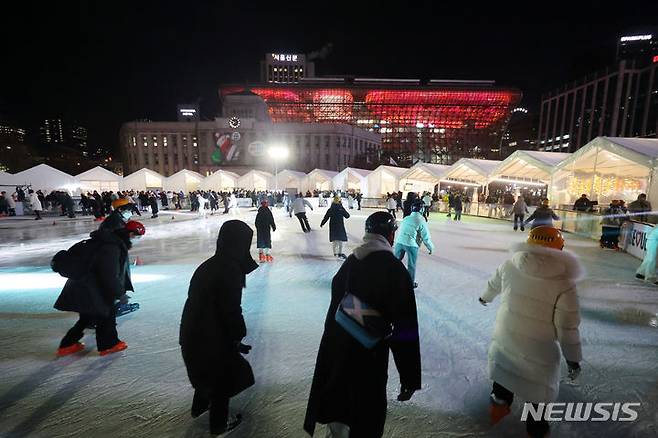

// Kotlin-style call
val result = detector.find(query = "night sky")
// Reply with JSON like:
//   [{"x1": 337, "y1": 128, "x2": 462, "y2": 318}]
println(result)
[{"x1": 2, "y1": 1, "x2": 657, "y2": 155}]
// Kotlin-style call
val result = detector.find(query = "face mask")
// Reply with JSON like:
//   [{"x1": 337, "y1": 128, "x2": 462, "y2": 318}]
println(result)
[{"x1": 121, "y1": 210, "x2": 133, "y2": 221}]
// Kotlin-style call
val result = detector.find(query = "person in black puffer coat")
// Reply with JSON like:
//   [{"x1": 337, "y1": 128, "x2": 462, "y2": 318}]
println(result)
[
  {"x1": 320, "y1": 196, "x2": 350, "y2": 259},
  {"x1": 304, "y1": 212, "x2": 421, "y2": 437},
  {"x1": 179, "y1": 220, "x2": 258, "y2": 435},
  {"x1": 54, "y1": 224, "x2": 141, "y2": 356},
  {"x1": 255, "y1": 200, "x2": 276, "y2": 262}
]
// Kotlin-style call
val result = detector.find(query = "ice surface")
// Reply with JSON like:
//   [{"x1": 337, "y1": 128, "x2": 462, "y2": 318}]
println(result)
[{"x1": 0, "y1": 208, "x2": 656, "y2": 437}]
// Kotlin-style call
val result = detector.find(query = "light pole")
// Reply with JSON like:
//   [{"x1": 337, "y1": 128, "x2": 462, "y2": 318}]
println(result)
[{"x1": 268, "y1": 144, "x2": 289, "y2": 191}]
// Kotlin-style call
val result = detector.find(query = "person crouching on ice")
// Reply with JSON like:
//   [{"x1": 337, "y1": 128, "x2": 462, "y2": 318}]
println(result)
[
  {"x1": 304, "y1": 212, "x2": 421, "y2": 437},
  {"x1": 479, "y1": 226, "x2": 583, "y2": 438},
  {"x1": 179, "y1": 220, "x2": 258, "y2": 435},
  {"x1": 255, "y1": 199, "x2": 276, "y2": 262},
  {"x1": 54, "y1": 220, "x2": 146, "y2": 357}
]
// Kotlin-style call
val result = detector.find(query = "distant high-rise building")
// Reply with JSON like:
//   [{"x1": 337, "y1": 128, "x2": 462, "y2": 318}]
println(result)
[
  {"x1": 0, "y1": 123, "x2": 26, "y2": 145},
  {"x1": 261, "y1": 53, "x2": 315, "y2": 84},
  {"x1": 41, "y1": 118, "x2": 65, "y2": 144},
  {"x1": 69, "y1": 124, "x2": 88, "y2": 150},
  {"x1": 616, "y1": 31, "x2": 658, "y2": 67}
]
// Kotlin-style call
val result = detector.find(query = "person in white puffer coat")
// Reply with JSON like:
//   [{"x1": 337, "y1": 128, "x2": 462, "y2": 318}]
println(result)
[{"x1": 479, "y1": 226, "x2": 584, "y2": 438}]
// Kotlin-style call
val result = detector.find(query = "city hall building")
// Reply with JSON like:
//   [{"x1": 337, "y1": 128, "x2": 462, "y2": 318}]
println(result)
[{"x1": 220, "y1": 77, "x2": 522, "y2": 166}]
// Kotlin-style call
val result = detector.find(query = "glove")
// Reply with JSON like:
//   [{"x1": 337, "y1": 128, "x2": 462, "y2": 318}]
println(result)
[
  {"x1": 478, "y1": 297, "x2": 488, "y2": 306},
  {"x1": 236, "y1": 342, "x2": 252, "y2": 355},
  {"x1": 567, "y1": 360, "x2": 581, "y2": 380},
  {"x1": 397, "y1": 386, "x2": 415, "y2": 402}
]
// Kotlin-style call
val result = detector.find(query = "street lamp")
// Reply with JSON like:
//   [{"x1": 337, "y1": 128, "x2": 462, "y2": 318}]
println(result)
[{"x1": 268, "y1": 144, "x2": 289, "y2": 191}]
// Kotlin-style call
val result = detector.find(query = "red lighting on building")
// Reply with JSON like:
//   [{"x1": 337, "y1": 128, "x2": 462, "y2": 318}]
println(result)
[
  {"x1": 222, "y1": 83, "x2": 521, "y2": 164},
  {"x1": 653, "y1": 55, "x2": 658, "y2": 63}
]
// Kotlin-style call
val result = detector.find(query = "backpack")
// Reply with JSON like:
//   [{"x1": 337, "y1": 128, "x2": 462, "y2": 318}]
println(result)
[{"x1": 51, "y1": 239, "x2": 99, "y2": 279}]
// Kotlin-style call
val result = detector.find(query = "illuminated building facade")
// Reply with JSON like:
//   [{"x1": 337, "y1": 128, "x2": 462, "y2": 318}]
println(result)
[
  {"x1": 220, "y1": 78, "x2": 521, "y2": 165},
  {"x1": 261, "y1": 53, "x2": 314, "y2": 84}
]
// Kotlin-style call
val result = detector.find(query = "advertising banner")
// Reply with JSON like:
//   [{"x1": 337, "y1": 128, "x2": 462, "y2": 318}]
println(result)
[{"x1": 620, "y1": 221, "x2": 653, "y2": 260}]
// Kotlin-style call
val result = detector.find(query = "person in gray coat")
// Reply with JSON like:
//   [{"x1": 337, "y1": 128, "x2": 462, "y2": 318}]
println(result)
[{"x1": 512, "y1": 196, "x2": 529, "y2": 231}]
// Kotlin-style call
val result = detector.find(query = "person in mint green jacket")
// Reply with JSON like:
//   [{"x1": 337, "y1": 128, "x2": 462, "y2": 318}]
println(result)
[{"x1": 393, "y1": 200, "x2": 434, "y2": 288}]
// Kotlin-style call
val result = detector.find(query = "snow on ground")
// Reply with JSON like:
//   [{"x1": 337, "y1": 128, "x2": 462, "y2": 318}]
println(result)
[{"x1": 0, "y1": 207, "x2": 657, "y2": 437}]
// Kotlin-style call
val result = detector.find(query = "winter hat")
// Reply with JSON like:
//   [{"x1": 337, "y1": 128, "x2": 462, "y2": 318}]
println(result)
[
  {"x1": 527, "y1": 226, "x2": 564, "y2": 250},
  {"x1": 125, "y1": 220, "x2": 146, "y2": 235},
  {"x1": 112, "y1": 198, "x2": 131, "y2": 210}
]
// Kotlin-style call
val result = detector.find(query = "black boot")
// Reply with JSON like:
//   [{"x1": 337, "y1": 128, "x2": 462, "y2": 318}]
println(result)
[{"x1": 191, "y1": 390, "x2": 209, "y2": 418}]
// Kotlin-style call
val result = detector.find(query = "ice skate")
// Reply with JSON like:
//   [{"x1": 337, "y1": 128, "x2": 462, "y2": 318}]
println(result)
[
  {"x1": 488, "y1": 393, "x2": 511, "y2": 425},
  {"x1": 99, "y1": 341, "x2": 127, "y2": 356},
  {"x1": 57, "y1": 342, "x2": 85, "y2": 357},
  {"x1": 259, "y1": 253, "x2": 266, "y2": 263},
  {"x1": 266, "y1": 255, "x2": 273, "y2": 262},
  {"x1": 115, "y1": 302, "x2": 140, "y2": 317},
  {"x1": 210, "y1": 413, "x2": 242, "y2": 436}
]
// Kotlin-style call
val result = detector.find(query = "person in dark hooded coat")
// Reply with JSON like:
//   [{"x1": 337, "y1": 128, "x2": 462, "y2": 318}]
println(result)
[
  {"x1": 54, "y1": 224, "x2": 140, "y2": 356},
  {"x1": 304, "y1": 211, "x2": 421, "y2": 437},
  {"x1": 255, "y1": 200, "x2": 276, "y2": 262},
  {"x1": 320, "y1": 196, "x2": 350, "y2": 259},
  {"x1": 179, "y1": 220, "x2": 259, "y2": 435}
]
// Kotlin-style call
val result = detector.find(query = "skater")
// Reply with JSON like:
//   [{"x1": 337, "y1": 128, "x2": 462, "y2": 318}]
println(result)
[
  {"x1": 320, "y1": 195, "x2": 350, "y2": 259},
  {"x1": 479, "y1": 226, "x2": 583, "y2": 438},
  {"x1": 600, "y1": 200, "x2": 623, "y2": 249},
  {"x1": 347, "y1": 193, "x2": 355, "y2": 210},
  {"x1": 255, "y1": 200, "x2": 276, "y2": 262},
  {"x1": 393, "y1": 200, "x2": 434, "y2": 288},
  {"x1": 422, "y1": 192, "x2": 432, "y2": 219},
  {"x1": 355, "y1": 192, "x2": 362, "y2": 210},
  {"x1": 453, "y1": 195, "x2": 463, "y2": 221},
  {"x1": 53, "y1": 221, "x2": 146, "y2": 356},
  {"x1": 523, "y1": 199, "x2": 560, "y2": 229},
  {"x1": 386, "y1": 194, "x2": 397, "y2": 218},
  {"x1": 304, "y1": 211, "x2": 421, "y2": 438},
  {"x1": 149, "y1": 192, "x2": 159, "y2": 218},
  {"x1": 292, "y1": 193, "x2": 313, "y2": 233},
  {"x1": 636, "y1": 224, "x2": 658, "y2": 284},
  {"x1": 512, "y1": 195, "x2": 529, "y2": 231},
  {"x1": 28, "y1": 189, "x2": 43, "y2": 220},
  {"x1": 229, "y1": 192, "x2": 239, "y2": 216},
  {"x1": 402, "y1": 192, "x2": 418, "y2": 218},
  {"x1": 180, "y1": 220, "x2": 258, "y2": 435},
  {"x1": 100, "y1": 198, "x2": 135, "y2": 231},
  {"x1": 197, "y1": 195, "x2": 208, "y2": 219}
]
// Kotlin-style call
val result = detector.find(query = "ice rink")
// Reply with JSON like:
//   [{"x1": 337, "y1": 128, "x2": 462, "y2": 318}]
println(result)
[{"x1": 0, "y1": 206, "x2": 656, "y2": 437}]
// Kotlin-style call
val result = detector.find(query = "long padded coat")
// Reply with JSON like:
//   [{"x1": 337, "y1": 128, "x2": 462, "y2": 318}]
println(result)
[
  {"x1": 304, "y1": 234, "x2": 421, "y2": 437},
  {"x1": 255, "y1": 206, "x2": 276, "y2": 249},
  {"x1": 480, "y1": 242, "x2": 584, "y2": 402},
  {"x1": 179, "y1": 220, "x2": 259, "y2": 397},
  {"x1": 320, "y1": 202, "x2": 350, "y2": 242}
]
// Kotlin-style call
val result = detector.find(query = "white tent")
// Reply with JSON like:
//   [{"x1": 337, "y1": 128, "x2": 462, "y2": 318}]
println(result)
[
  {"x1": 490, "y1": 151, "x2": 571, "y2": 185},
  {"x1": 11, "y1": 164, "x2": 78, "y2": 193},
  {"x1": 305, "y1": 169, "x2": 338, "y2": 192},
  {"x1": 237, "y1": 170, "x2": 273, "y2": 191},
  {"x1": 441, "y1": 159, "x2": 501, "y2": 188},
  {"x1": 122, "y1": 168, "x2": 164, "y2": 191},
  {"x1": 398, "y1": 163, "x2": 450, "y2": 194},
  {"x1": 551, "y1": 137, "x2": 658, "y2": 208},
  {"x1": 332, "y1": 167, "x2": 371, "y2": 194},
  {"x1": 366, "y1": 165, "x2": 408, "y2": 196},
  {"x1": 76, "y1": 166, "x2": 122, "y2": 193},
  {"x1": 0, "y1": 170, "x2": 14, "y2": 187},
  {"x1": 200, "y1": 169, "x2": 240, "y2": 191},
  {"x1": 163, "y1": 169, "x2": 205, "y2": 192},
  {"x1": 273, "y1": 169, "x2": 307, "y2": 192}
]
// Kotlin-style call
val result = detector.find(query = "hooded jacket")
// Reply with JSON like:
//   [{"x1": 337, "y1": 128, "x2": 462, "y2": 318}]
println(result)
[
  {"x1": 394, "y1": 211, "x2": 434, "y2": 252},
  {"x1": 179, "y1": 220, "x2": 258, "y2": 395},
  {"x1": 254, "y1": 206, "x2": 276, "y2": 248},
  {"x1": 304, "y1": 233, "x2": 421, "y2": 436},
  {"x1": 480, "y1": 242, "x2": 584, "y2": 402}
]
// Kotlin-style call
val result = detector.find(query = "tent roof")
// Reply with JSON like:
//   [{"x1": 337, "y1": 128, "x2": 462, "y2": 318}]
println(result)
[
  {"x1": 239, "y1": 169, "x2": 273, "y2": 178},
  {"x1": 336, "y1": 167, "x2": 371, "y2": 180},
  {"x1": 76, "y1": 166, "x2": 122, "y2": 181},
  {"x1": 276, "y1": 169, "x2": 307, "y2": 179},
  {"x1": 372, "y1": 165, "x2": 408, "y2": 177},
  {"x1": 207, "y1": 169, "x2": 240, "y2": 179},
  {"x1": 166, "y1": 169, "x2": 205, "y2": 180},
  {"x1": 123, "y1": 168, "x2": 164, "y2": 180},
  {"x1": 442, "y1": 158, "x2": 501, "y2": 184},
  {"x1": 491, "y1": 151, "x2": 571, "y2": 182},
  {"x1": 308, "y1": 168, "x2": 339, "y2": 180},
  {"x1": 555, "y1": 137, "x2": 658, "y2": 177},
  {"x1": 400, "y1": 163, "x2": 450, "y2": 182},
  {"x1": 12, "y1": 164, "x2": 77, "y2": 189}
]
